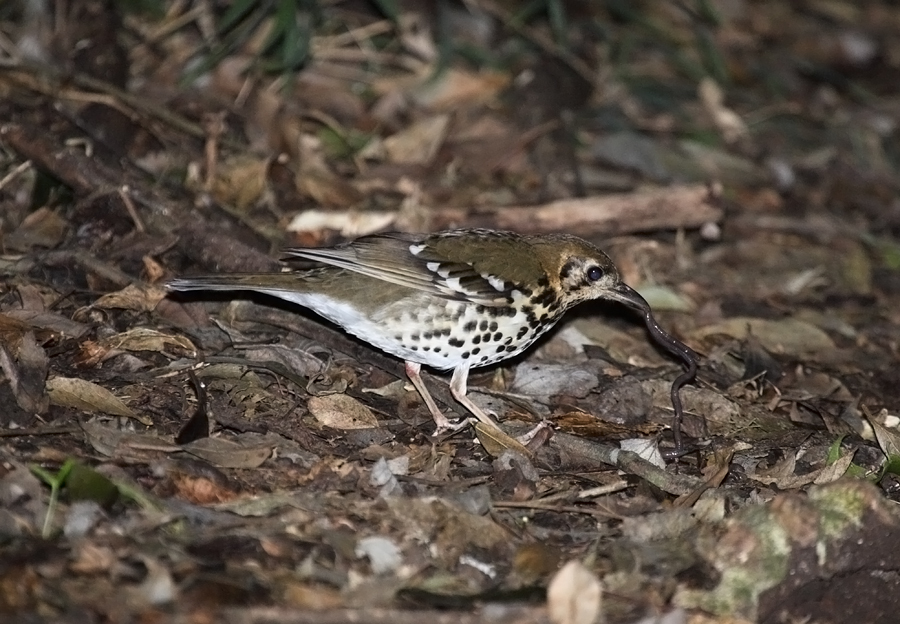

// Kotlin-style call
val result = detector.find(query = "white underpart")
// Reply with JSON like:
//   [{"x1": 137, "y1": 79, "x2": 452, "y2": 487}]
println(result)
[
  {"x1": 259, "y1": 289, "x2": 438, "y2": 365},
  {"x1": 255, "y1": 288, "x2": 555, "y2": 372}
]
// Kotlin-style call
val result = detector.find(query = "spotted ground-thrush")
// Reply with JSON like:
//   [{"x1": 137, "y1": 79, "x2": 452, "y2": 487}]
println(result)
[{"x1": 168, "y1": 228, "x2": 697, "y2": 441}]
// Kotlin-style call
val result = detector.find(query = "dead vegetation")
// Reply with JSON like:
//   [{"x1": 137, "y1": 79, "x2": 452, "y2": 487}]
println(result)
[{"x1": 2, "y1": 1, "x2": 900, "y2": 622}]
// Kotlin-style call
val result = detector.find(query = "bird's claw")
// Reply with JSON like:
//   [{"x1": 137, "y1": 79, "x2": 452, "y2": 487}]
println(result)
[
  {"x1": 514, "y1": 420, "x2": 553, "y2": 446},
  {"x1": 431, "y1": 415, "x2": 471, "y2": 437}
]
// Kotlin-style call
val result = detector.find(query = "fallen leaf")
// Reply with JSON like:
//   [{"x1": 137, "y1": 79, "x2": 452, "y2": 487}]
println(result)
[
  {"x1": 181, "y1": 435, "x2": 274, "y2": 469},
  {"x1": 547, "y1": 560, "x2": 602, "y2": 624},
  {"x1": 170, "y1": 471, "x2": 240, "y2": 504},
  {"x1": 210, "y1": 155, "x2": 270, "y2": 210},
  {"x1": 620, "y1": 438, "x2": 665, "y2": 469},
  {"x1": 294, "y1": 134, "x2": 364, "y2": 207},
  {"x1": 474, "y1": 423, "x2": 532, "y2": 458},
  {"x1": 691, "y1": 317, "x2": 835, "y2": 357},
  {"x1": 92, "y1": 284, "x2": 167, "y2": 313},
  {"x1": 5, "y1": 310, "x2": 90, "y2": 338},
  {"x1": 382, "y1": 114, "x2": 450, "y2": 165},
  {"x1": 47, "y1": 377, "x2": 150, "y2": 425},
  {"x1": 81, "y1": 421, "x2": 177, "y2": 459},
  {"x1": 409, "y1": 68, "x2": 510, "y2": 111},
  {"x1": 307, "y1": 394, "x2": 379, "y2": 430},
  {"x1": 511, "y1": 363, "x2": 599, "y2": 398},
  {"x1": 0, "y1": 329, "x2": 49, "y2": 414},
  {"x1": 5, "y1": 207, "x2": 69, "y2": 251},
  {"x1": 699, "y1": 77, "x2": 749, "y2": 143},
  {"x1": 100, "y1": 328, "x2": 197, "y2": 356},
  {"x1": 286, "y1": 209, "x2": 396, "y2": 238},
  {"x1": 868, "y1": 410, "x2": 900, "y2": 459}
]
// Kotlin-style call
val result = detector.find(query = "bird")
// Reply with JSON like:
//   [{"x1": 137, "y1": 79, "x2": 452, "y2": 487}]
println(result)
[{"x1": 167, "y1": 228, "x2": 695, "y2": 437}]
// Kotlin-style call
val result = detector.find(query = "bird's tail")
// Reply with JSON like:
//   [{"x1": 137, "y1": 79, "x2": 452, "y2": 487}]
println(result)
[{"x1": 166, "y1": 273, "x2": 309, "y2": 295}]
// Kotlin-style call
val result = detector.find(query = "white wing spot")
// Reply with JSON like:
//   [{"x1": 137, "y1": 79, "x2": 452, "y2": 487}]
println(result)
[
  {"x1": 483, "y1": 273, "x2": 506, "y2": 291},
  {"x1": 409, "y1": 243, "x2": 426, "y2": 255},
  {"x1": 426, "y1": 262, "x2": 441, "y2": 273},
  {"x1": 444, "y1": 277, "x2": 463, "y2": 293}
]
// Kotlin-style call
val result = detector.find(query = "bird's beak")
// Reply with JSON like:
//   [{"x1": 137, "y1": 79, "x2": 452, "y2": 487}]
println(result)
[{"x1": 607, "y1": 283, "x2": 650, "y2": 313}]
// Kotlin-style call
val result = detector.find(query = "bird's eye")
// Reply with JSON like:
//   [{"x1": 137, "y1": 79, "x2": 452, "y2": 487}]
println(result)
[{"x1": 587, "y1": 266, "x2": 604, "y2": 282}]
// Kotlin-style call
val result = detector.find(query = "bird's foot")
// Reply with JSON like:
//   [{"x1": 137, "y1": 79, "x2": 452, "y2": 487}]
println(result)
[
  {"x1": 430, "y1": 413, "x2": 472, "y2": 437},
  {"x1": 514, "y1": 420, "x2": 553, "y2": 446}
]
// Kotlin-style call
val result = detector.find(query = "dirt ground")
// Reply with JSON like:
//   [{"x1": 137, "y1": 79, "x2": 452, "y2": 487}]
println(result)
[{"x1": 2, "y1": 1, "x2": 900, "y2": 623}]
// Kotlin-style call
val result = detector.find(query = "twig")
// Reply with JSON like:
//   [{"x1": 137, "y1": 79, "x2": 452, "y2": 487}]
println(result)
[
  {"x1": 0, "y1": 426, "x2": 80, "y2": 437},
  {"x1": 493, "y1": 499, "x2": 621, "y2": 517},
  {"x1": 550, "y1": 432, "x2": 704, "y2": 496},
  {"x1": 0, "y1": 159, "x2": 32, "y2": 191},
  {"x1": 118, "y1": 186, "x2": 146, "y2": 233}
]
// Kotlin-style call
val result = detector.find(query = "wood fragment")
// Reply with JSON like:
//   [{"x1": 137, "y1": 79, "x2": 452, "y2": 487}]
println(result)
[{"x1": 437, "y1": 184, "x2": 722, "y2": 236}]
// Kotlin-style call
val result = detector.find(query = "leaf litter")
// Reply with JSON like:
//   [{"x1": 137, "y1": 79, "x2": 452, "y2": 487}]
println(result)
[{"x1": 1, "y1": 2, "x2": 900, "y2": 623}]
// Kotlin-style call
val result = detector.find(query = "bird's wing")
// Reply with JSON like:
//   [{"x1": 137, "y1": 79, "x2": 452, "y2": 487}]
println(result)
[{"x1": 283, "y1": 231, "x2": 521, "y2": 305}]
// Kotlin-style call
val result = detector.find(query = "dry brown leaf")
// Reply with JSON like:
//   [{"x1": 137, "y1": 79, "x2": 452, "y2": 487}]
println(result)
[
  {"x1": 691, "y1": 317, "x2": 835, "y2": 357},
  {"x1": 0, "y1": 313, "x2": 35, "y2": 348},
  {"x1": 781, "y1": 370, "x2": 853, "y2": 402},
  {"x1": 547, "y1": 560, "x2": 603, "y2": 624},
  {"x1": 15, "y1": 283, "x2": 49, "y2": 311},
  {"x1": 748, "y1": 453, "x2": 801, "y2": 488},
  {"x1": 294, "y1": 134, "x2": 363, "y2": 207},
  {"x1": 295, "y1": 168, "x2": 364, "y2": 208},
  {"x1": 142, "y1": 254, "x2": 166, "y2": 283},
  {"x1": 511, "y1": 543, "x2": 563, "y2": 586},
  {"x1": 699, "y1": 77, "x2": 749, "y2": 143},
  {"x1": 69, "y1": 543, "x2": 117, "y2": 575},
  {"x1": 474, "y1": 422, "x2": 532, "y2": 457},
  {"x1": 92, "y1": 284, "x2": 167, "y2": 313},
  {"x1": 749, "y1": 450, "x2": 853, "y2": 489},
  {"x1": 812, "y1": 452, "x2": 855, "y2": 485},
  {"x1": 293, "y1": 69, "x2": 366, "y2": 124},
  {"x1": 100, "y1": 328, "x2": 197, "y2": 357},
  {"x1": 443, "y1": 113, "x2": 526, "y2": 175},
  {"x1": 286, "y1": 209, "x2": 396, "y2": 238},
  {"x1": 181, "y1": 435, "x2": 274, "y2": 469},
  {"x1": 210, "y1": 155, "x2": 270, "y2": 210},
  {"x1": 571, "y1": 318, "x2": 664, "y2": 366},
  {"x1": 81, "y1": 420, "x2": 178, "y2": 459},
  {"x1": 170, "y1": 472, "x2": 240, "y2": 504},
  {"x1": 382, "y1": 114, "x2": 450, "y2": 165},
  {"x1": 0, "y1": 327, "x2": 49, "y2": 415},
  {"x1": 4, "y1": 309, "x2": 89, "y2": 338},
  {"x1": 410, "y1": 68, "x2": 510, "y2": 111},
  {"x1": 867, "y1": 410, "x2": 900, "y2": 459},
  {"x1": 46, "y1": 376, "x2": 151, "y2": 425},
  {"x1": 73, "y1": 340, "x2": 115, "y2": 368},
  {"x1": 511, "y1": 363, "x2": 599, "y2": 398},
  {"x1": 307, "y1": 394, "x2": 379, "y2": 430},
  {"x1": 5, "y1": 206, "x2": 69, "y2": 251},
  {"x1": 279, "y1": 581, "x2": 343, "y2": 610},
  {"x1": 385, "y1": 496, "x2": 509, "y2": 565}
]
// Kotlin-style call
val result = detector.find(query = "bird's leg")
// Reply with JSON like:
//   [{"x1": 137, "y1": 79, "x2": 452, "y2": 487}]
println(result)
[
  {"x1": 450, "y1": 367, "x2": 553, "y2": 446},
  {"x1": 405, "y1": 362, "x2": 468, "y2": 435},
  {"x1": 448, "y1": 366, "x2": 503, "y2": 431}
]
